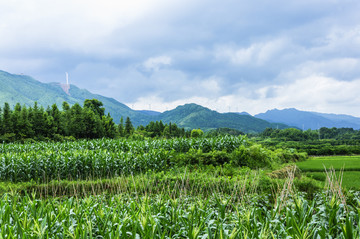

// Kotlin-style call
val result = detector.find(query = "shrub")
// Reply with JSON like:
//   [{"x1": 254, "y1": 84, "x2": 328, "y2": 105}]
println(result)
[
  {"x1": 231, "y1": 144, "x2": 273, "y2": 169},
  {"x1": 191, "y1": 129, "x2": 204, "y2": 138}
]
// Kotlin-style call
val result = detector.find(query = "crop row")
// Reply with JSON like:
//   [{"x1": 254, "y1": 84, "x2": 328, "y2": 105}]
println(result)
[
  {"x1": 0, "y1": 136, "x2": 247, "y2": 154},
  {"x1": 0, "y1": 148, "x2": 171, "y2": 182},
  {"x1": 0, "y1": 192, "x2": 358, "y2": 238}
]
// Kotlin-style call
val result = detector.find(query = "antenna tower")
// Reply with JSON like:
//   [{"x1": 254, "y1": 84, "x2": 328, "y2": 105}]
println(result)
[{"x1": 60, "y1": 72, "x2": 70, "y2": 95}]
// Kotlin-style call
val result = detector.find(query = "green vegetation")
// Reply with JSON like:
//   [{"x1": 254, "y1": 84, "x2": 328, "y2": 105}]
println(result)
[
  {"x1": 206, "y1": 127, "x2": 244, "y2": 137},
  {"x1": 0, "y1": 100, "x2": 191, "y2": 142},
  {"x1": 0, "y1": 136, "x2": 308, "y2": 183},
  {"x1": 297, "y1": 156, "x2": 360, "y2": 190},
  {"x1": 0, "y1": 136, "x2": 359, "y2": 237},
  {"x1": 0, "y1": 100, "x2": 117, "y2": 141},
  {"x1": 305, "y1": 171, "x2": 360, "y2": 190},
  {"x1": 0, "y1": 190, "x2": 359, "y2": 238},
  {"x1": 297, "y1": 156, "x2": 360, "y2": 171},
  {"x1": 256, "y1": 127, "x2": 360, "y2": 156}
]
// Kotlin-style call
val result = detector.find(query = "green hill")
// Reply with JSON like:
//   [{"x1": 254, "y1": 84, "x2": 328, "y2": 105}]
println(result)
[
  {"x1": 0, "y1": 70, "x2": 288, "y2": 132},
  {"x1": 157, "y1": 104, "x2": 288, "y2": 133}
]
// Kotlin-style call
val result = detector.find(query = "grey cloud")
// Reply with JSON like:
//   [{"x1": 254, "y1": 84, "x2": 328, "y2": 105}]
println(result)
[{"x1": 1, "y1": 0, "x2": 360, "y2": 115}]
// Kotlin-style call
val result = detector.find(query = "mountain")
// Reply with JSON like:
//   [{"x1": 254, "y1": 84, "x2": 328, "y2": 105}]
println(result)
[
  {"x1": 255, "y1": 108, "x2": 360, "y2": 130},
  {"x1": 157, "y1": 104, "x2": 288, "y2": 133},
  {"x1": 236, "y1": 111, "x2": 251, "y2": 116},
  {"x1": 0, "y1": 70, "x2": 152, "y2": 126},
  {"x1": 136, "y1": 110, "x2": 161, "y2": 116}
]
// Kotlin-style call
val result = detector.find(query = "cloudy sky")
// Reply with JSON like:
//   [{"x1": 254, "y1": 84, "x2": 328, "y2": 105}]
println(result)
[{"x1": 1, "y1": 0, "x2": 360, "y2": 116}]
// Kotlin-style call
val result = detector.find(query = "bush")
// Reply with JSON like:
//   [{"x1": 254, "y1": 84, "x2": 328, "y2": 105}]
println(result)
[
  {"x1": 231, "y1": 144, "x2": 273, "y2": 169},
  {"x1": 191, "y1": 129, "x2": 204, "y2": 138},
  {"x1": 294, "y1": 177, "x2": 322, "y2": 196}
]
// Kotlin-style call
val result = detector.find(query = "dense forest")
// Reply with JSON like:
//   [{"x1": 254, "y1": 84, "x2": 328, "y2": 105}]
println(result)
[{"x1": 0, "y1": 99, "x2": 189, "y2": 142}]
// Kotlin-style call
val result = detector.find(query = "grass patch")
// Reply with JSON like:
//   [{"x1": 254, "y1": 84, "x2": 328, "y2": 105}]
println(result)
[
  {"x1": 297, "y1": 156, "x2": 360, "y2": 190},
  {"x1": 305, "y1": 171, "x2": 360, "y2": 190},
  {"x1": 297, "y1": 155, "x2": 360, "y2": 172}
]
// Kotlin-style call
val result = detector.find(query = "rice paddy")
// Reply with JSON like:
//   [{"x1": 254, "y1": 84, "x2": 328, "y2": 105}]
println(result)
[{"x1": 297, "y1": 155, "x2": 360, "y2": 190}]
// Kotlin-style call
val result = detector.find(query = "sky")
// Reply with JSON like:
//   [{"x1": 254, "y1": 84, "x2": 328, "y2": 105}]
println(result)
[{"x1": 1, "y1": 0, "x2": 360, "y2": 116}]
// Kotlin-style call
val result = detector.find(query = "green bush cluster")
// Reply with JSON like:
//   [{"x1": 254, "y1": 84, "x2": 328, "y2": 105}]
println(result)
[{"x1": 259, "y1": 139, "x2": 360, "y2": 156}]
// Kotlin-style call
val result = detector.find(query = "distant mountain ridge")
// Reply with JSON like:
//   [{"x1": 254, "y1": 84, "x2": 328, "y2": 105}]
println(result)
[
  {"x1": 157, "y1": 103, "x2": 288, "y2": 132},
  {"x1": 255, "y1": 108, "x2": 360, "y2": 130},
  {"x1": 2, "y1": 70, "x2": 359, "y2": 132}
]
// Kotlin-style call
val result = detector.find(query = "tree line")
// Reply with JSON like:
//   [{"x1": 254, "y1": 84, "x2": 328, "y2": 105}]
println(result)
[
  {"x1": 257, "y1": 127, "x2": 360, "y2": 156},
  {"x1": 260, "y1": 127, "x2": 360, "y2": 141},
  {"x1": 0, "y1": 99, "x2": 193, "y2": 142}
]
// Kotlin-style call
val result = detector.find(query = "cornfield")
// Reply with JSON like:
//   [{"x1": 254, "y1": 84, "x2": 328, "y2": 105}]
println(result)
[
  {"x1": 0, "y1": 192, "x2": 359, "y2": 238},
  {"x1": 0, "y1": 136, "x2": 246, "y2": 182},
  {"x1": 1, "y1": 136, "x2": 359, "y2": 238}
]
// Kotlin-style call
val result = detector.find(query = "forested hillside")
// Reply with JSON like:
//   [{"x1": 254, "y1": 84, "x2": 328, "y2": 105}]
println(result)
[{"x1": 159, "y1": 104, "x2": 289, "y2": 133}]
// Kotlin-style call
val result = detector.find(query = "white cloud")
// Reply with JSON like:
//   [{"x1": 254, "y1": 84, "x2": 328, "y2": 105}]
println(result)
[
  {"x1": 280, "y1": 58, "x2": 360, "y2": 81},
  {"x1": 143, "y1": 56, "x2": 172, "y2": 71},
  {"x1": 215, "y1": 38, "x2": 290, "y2": 66},
  {"x1": 199, "y1": 77, "x2": 222, "y2": 95},
  {"x1": 129, "y1": 76, "x2": 360, "y2": 117}
]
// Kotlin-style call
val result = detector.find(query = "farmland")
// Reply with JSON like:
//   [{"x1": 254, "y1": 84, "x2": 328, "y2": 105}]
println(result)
[
  {"x1": 0, "y1": 137, "x2": 359, "y2": 238},
  {"x1": 297, "y1": 155, "x2": 360, "y2": 190}
]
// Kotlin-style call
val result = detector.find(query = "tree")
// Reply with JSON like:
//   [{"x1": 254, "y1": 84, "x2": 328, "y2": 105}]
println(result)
[
  {"x1": 44, "y1": 113, "x2": 56, "y2": 138},
  {"x1": 191, "y1": 129, "x2": 204, "y2": 138},
  {"x1": 102, "y1": 113, "x2": 116, "y2": 138},
  {"x1": 30, "y1": 102, "x2": 47, "y2": 138},
  {"x1": 124, "y1": 117, "x2": 134, "y2": 136},
  {"x1": 19, "y1": 106, "x2": 33, "y2": 138},
  {"x1": 0, "y1": 107, "x2": 3, "y2": 134},
  {"x1": 11, "y1": 103, "x2": 22, "y2": 138},
  {"x1": 84, "y1": 99, "x2": 105, "y2": 117},
  {"x1": 68, "y1": 103, "x2": 85, "y2": 138},
  {"x1": 83, "y1": 107, "x2": 103, "y2": 138},
  {"x1": 60, "y1": 102, "x2": 71, "y2": 135},
  {"x1": 62, "y1": 101, "x2": 70, "y2": 111},
  {"x1": 2, "y1": 102, "x2": 12, "y2": 134},
  {"x1": 118, "y1": 117, "x2": 125, "y2": 137},
  {"x1": 50, "y1": 104, "x2": 61, "y2": 134}
]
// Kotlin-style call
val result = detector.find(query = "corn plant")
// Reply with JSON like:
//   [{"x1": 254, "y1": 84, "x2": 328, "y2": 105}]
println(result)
[{"x1": 0, "y1": 192, "x2": 358, "y2": 238}]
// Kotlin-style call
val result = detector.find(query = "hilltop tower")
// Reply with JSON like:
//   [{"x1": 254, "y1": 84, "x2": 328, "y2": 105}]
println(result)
[{"x1": 60, "y1": 72, "x2": 70, "y2": 95}]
